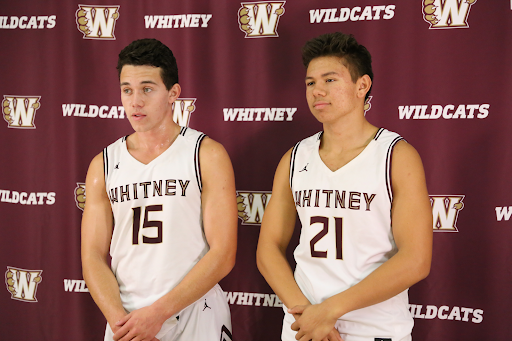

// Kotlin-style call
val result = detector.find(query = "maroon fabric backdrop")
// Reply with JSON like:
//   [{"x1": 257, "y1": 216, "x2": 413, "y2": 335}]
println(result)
[{"x1": 1, "y1": 1, "x2": 511, "y2": 339}]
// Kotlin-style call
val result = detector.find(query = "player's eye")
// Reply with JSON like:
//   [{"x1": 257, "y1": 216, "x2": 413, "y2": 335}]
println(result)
[
  {"x1": 143, "y1": 87, "x2": 152, "y2": 93},
  {"x1": 122, "y1": 88, "x2": 132, "y2": 94},
  {"x1": 306, "y1": 81, "x2": 314, "y2": 86}
]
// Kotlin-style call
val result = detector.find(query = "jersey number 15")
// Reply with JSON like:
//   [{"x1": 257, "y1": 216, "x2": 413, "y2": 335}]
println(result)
[{"x1": 132, "y1": 205, "x2": 163, "y2": 244}]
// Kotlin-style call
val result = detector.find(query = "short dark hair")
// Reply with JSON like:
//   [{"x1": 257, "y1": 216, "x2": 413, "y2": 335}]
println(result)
[
  {"x1": 302, "y1": 32, "x2": 373, "y2": 100},
  {"x1": 117, "y1": 38, "x2": 179, "y2": 90}
]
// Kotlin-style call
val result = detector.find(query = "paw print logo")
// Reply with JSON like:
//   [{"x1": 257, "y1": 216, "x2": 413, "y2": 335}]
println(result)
[
  {"x1": 237, "y1": 194, "x2": 249, "y2": 223},
  {"x1": 2, "y1": 98, "x2": 13, "y2": 125},
  {"x1": 76, "y1": 9, "x2": 91, "y2": 35},
  {"x1": 75, "y1": 183, "x2": 86, "y2": 211}
]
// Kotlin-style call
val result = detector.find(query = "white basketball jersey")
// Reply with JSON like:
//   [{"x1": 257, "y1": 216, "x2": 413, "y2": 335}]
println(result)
[
  {"x1": 103, "y1": 127, "x2": 208, "y2": 313},
  {"x1": 289, "y1": 128, "x2": 413, "y2": 339}
]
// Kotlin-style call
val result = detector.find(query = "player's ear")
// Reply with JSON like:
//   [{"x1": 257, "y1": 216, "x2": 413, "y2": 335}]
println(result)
[
  {"x1": 168, "y1": 83, "x2": 181, "y2": 103},
  {"x1": 356, "y1": 75, "x2": 371, "y2": 99}
]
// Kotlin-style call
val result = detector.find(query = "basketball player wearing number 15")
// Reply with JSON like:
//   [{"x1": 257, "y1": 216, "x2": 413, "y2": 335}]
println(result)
[
  {"x1": 257, "y1": 32, "x2": 433, "y2": 341},
  {"x1": 81, "y1": 39, "x2": 237, "y2": 341}
]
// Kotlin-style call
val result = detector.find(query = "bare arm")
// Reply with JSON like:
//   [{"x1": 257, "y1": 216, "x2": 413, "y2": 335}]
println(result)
[
  {"x1": 257, "y1": 150, "x2": 342, "y2": 341},
  {"x1": 256, "y1": 149, "x2": 309, "y2": 308},
  {"x1": 291, "y1": 141, "x2": 433, "y2": 341},
  {"x1": 114, "y1": 137, "x2": 238, "y2": 341},
  {"x1": 81, "y1": 153, "x2": 127, "y2": 331}
]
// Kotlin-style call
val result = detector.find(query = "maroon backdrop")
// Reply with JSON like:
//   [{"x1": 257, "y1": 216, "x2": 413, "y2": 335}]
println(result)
[{"x1": 1, "y1": 1, "x2": 511, "y2": 339}]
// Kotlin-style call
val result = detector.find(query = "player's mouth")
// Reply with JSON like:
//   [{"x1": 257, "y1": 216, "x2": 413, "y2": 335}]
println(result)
[
  {"x1": 131, "y1": 112, "x2": 146, "y2": 120},
  {"x1": 313, "y1": 101, "x2": 330, "y2": 109}
]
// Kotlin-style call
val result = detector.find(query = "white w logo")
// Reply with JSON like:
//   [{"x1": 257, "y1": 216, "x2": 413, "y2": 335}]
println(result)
[
  {"x1": 172, "y1": 99, "x2": 196, "y2": 127},
  {"x1": 423, "y1": 0, "x2": 477, "y2": 29},
  {"x1": 430, "y1": 195, "x2": 464, "y2": 232},
  {"x1": 5, "y1": 267, "x2": 43, "y2": 302},
  {"x1": 2, "y1": 96, "x2": 41, "y2": 129},
  {"x1": 238, "y1": 2, "x2": 285, "y2": 38},
  {"x1": 76, "y1": 5, "x2": 120, "y2": 39}
]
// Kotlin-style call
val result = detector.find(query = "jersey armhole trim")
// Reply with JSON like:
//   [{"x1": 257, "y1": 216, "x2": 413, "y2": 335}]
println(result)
[
  {"x1": 289, "y1": 141, "x2": 301, "y2": 189},
  {"x1": 103, "y1": 147, "x2": 108, "y2": 186},
  {"x1": 194, "y1": 133, "x2": 207, "y2": 192},
  {"x1": 385, "y1": 136, "x2": 404, "y2": 203}
]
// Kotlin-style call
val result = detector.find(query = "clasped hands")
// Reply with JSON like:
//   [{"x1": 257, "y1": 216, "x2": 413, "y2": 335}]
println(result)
[
  {"x1": 112, "y1": 305, "x2": 164, "y2": 341},
  {"x1": 289, "y1": 303, "x2": 344, "y2": 341}
]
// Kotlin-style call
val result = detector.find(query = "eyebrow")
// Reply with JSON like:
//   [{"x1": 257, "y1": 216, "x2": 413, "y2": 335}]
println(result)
[
  {"x1": 120, "y1": 80, "x2": 158, "y2": 86},
  {"x1": 305, "y1": 71, "x2": 339, "y2": 81}
]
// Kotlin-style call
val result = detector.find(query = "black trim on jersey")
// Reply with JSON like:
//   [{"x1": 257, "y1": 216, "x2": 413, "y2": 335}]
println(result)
[
  {"x1": 180, "y1": 126, "x2": 187, "y2": 136},
  {"x1": 194, "y1": 133, "x2": 207, "y2": 192},
  {"x1": 219, "y1": 325, "x2": 233, "y2": 341},
  {"x1": 289, "y1": 141, "x2": 301, "y2": 189},
  {"x1": 290, "y1": 132, "x2": 322, "y2": 188},
  {"x1": 374, "y1": 127, "x2": 385, "y2": 140},
  {"x1": 103, "y1": 148, "x2": 109, "y2": 183},
  {"x1": 122, "y1": 135, "x2": 128, "y2": 142},
  {"x1": 385, "y1": 136, "x2": 404, "y2": 203}
]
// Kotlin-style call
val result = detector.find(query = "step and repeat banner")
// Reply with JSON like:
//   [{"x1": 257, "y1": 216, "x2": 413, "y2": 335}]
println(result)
[{"x1": 1, "y1": 1, "x2": 511, "y2": 340}]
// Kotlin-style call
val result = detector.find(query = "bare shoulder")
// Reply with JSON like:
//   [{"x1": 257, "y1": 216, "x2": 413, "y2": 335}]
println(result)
[
  {"x1": 198, "y1": 137, "x2": 234, "y2": 187},
  {"x1": 390, "y1": 139, "x2": 430, "y2": 219},
  {"x1": 198, "y1": 137, "x2": 235, "y2": 193},
  {"x1": 82, "y1": 151, "x2": 113, "y2": 257},
  {"x1": 266, "y1": 147, "x2": 296, "y2": 214},
  {"x1": 199, "y1": 137, "x2": 231, "y2": 166},
  {"x1": 274, "y1": 147, "x2": 293, "y2": 181},
  {"x1": 85, "y1": 152, "x2": 106, "y2": 192},
  {"x1": 391, "y1": 140, "x2": 427, "y2": 188},
  {"x1": 197, "y1": 137, "x2": 237, "y2": 253},
  {"x1": 392, "y1": 140, "x2": 423, "y2": 167}
]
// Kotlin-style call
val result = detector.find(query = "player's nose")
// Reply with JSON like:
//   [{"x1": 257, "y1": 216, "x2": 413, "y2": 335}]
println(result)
[{"x1": 312, "y1": 84, "x2": 327, "y2": 97}]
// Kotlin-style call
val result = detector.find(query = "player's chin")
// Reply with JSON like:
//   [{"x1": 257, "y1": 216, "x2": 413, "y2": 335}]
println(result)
[{"x1": 311, "y1": 111, "x2": 332, "y2": 124}]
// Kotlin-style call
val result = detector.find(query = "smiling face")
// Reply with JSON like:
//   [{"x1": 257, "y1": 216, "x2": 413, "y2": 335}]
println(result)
[
  {"x1": 305, "y1": 56, "x2": 370, "y2": 125},
  {"x1": 120, "y1": 64, "x2": 181, "y2": 133}
]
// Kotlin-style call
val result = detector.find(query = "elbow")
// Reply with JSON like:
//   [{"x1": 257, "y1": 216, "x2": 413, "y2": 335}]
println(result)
[
  {"x1": 418, "y1": 259, "x2": 431, "y2": 280},
  {"x1": 255, "y1": 244, "x2": 268, "y2": 277},
  {"x1": 219, "y1": 247, "x2": 236, "y2": 278},
  {"x1": 412, "y1": 256, "x2": 431, "y2": 283},
  {"x1": 225, "y1": 251, "x2": 236, "y2": 274}
]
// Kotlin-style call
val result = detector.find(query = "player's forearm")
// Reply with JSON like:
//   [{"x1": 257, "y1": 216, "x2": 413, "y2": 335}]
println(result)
[
  {"x1": 150, "y1": 245, "x2": 235, "y2": 320},
  {"x1": 83, "y1": 255, "x2": 127, "y2": 326},
  {"x1": 323, "y1": 248, "x2": 430, "y2": 319},
  {"x1": 257, "y1": 243, "x2": 310, "y2": 308}
]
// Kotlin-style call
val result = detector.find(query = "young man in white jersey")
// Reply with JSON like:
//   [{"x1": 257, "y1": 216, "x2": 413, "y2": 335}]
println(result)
[
  {"x1": 257, "y1": 32, "x2": 433, "y2": 341},
  {"x1": 81, "y1": 39, "x2": 237, "y2": 341}
]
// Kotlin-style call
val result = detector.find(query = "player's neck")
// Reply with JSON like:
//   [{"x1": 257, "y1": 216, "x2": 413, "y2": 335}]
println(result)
[
  {"x1": 128, "y1": 122, "x2": 181, "y2": 164},
  {"x1": 321, "y1": 114, "x2": 377, "y2": 153}
]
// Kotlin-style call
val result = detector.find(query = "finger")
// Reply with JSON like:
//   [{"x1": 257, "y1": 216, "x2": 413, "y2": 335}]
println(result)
[
  {"x1": 290, "y1": 321, "x2": 299, "y2": 331},
  {"x1": 114, "y1": 325, "x2": 136, "y2": 341},
  {"x1": 112, "y1": 329, "x2": 123, "y2": 341},
  {"x1": 116, "y1": 313, "x2": 131, "y2": 326},
  {"x1": 294, "y1": 329, "x2": 305, "y2": 340},
  {"x1": 119, "y1": 330, "x2": 138, "y2": 341},
  {"x1": 331, "y1": 329, "x2": 342, "y2": 341}
]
